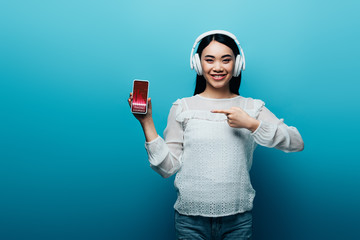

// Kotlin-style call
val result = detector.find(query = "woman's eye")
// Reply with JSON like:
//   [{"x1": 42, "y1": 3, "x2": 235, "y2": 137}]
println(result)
[
  {"x1": 223, "y1": 59, "x2": 231, "y2": 63},
  {"x1": 205, "y1": 59, "x2": 213, "y2": 63}
]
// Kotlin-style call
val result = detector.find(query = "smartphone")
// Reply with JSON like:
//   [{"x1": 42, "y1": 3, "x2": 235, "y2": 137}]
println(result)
[{"x1": 131, "y1": 79, "x2": 149, "y2": 114}]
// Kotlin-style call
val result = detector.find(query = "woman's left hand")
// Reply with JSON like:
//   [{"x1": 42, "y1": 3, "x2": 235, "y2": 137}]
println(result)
[{"x1": 211, "y1": 107, "x2": 260, "y2": 132}]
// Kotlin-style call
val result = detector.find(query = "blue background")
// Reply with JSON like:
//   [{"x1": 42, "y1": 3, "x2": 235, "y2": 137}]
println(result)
[{"x1": 1, "y1": 0, "x2": 359, "y2": 239}]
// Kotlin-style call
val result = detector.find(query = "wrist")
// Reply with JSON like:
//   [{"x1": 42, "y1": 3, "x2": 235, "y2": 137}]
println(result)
[
  {"x1": 139, "y1": 116, "x2": 153, "y2": 126},
  {"x1": 248, "y1": 118, "x2": 260, "y2": 133},
  {"x1": 139, "y1": 118, "x2": 158, "y2": 142}
]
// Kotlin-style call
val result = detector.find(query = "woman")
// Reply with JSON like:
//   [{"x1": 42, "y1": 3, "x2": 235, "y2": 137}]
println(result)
[{"x1": 128, "y1": 30, "x2": 304, "y2": 240}]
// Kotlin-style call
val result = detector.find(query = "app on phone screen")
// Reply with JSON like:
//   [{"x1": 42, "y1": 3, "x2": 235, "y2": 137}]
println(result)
[{"x1": 131, "y1": 80, "x2": 149, "y2": 114}]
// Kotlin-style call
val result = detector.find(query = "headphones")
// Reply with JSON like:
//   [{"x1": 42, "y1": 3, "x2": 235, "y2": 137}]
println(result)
[{"x1": 190, "y1": 30, "x2": 245, "y2": 77}]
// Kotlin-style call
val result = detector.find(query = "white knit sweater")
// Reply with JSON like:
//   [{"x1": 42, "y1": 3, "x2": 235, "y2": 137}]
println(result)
[{"x1": 145, "y1": 94, "x2": 304, "y2": 217}]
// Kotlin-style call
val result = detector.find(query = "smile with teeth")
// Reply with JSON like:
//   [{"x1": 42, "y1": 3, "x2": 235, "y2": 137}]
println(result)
[{"x1": 211, "y1": 74, "x2": 227, "y2": 80}]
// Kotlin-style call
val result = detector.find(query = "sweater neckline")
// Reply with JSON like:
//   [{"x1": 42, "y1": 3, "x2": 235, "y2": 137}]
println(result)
[{"x1": 195, "y1": 94, "x2": 242, "y2": 101}]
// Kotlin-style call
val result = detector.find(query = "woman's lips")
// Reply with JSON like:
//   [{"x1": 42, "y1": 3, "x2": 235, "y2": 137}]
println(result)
[{"x1": 211, "y1": 74, "x2": 227, "y2": 80}]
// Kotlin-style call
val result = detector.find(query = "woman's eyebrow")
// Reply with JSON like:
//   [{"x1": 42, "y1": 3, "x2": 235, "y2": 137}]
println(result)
[{"x1": 204, "y1": 54, "x2": 232, "y2": 58}]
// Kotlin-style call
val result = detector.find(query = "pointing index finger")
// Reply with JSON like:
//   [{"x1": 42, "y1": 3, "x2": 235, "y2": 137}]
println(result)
[{"x1": 211, "y1": 109, "x2": 232, "y2": 115}]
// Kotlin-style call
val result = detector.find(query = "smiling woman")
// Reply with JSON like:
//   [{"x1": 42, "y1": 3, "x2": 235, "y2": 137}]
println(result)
[
  {"x1": 200, "y1": 41, "x2": 236, "y2": 97},
  {"x1": 128, "y1": 30, "x2": 304, "y2": 240},
  {"x1": 193, "y1": 32, "x2": 243, "y2": 97}
]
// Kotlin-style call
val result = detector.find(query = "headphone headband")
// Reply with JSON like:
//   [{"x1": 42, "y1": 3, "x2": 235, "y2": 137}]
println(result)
[{"x1": 190, "y1": 30, "x2": 245, "y2": 71}]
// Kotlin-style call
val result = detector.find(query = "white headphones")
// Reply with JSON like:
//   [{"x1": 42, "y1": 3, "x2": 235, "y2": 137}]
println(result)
[{"x1": 190, "y1": 30, "x2": 245, "y2": 77}]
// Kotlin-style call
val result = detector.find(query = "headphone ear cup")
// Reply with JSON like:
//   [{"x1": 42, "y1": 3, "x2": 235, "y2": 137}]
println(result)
[
  {"x1": 193, "y1": 53, "x2": 203, "y2": 76},
  {"x1": 233, "y1": 55, "x2": 242, "y2": 77}
]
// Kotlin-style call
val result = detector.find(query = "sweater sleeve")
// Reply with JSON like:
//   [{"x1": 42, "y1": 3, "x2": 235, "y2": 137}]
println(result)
[
  {"x1": 144, "y1": 100, "x2": 183, "y2": 178},
  {"x1": 250, "y1": 101, "x2": 304, "y2": 153}
]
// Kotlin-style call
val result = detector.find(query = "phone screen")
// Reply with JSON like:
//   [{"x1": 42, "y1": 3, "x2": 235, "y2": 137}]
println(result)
[{"x1": 131, "y1": 80, "x2": 149, "y2": 114}]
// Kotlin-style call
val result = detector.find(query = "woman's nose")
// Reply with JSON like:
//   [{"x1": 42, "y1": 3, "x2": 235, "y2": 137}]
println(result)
[{"x1": 213, "y1": 62, "x2": 223, "y2": 71}]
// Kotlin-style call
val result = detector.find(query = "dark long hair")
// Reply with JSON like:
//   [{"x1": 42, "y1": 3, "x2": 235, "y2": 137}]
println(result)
[{"x1": 193, "y1": 34, "x2": 242, "y2": 95}]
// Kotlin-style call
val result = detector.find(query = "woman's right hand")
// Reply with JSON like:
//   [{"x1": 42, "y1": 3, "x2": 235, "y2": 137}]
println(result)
[{"x1": 128, "y1": 92, "x2": 153, "y2": 124}]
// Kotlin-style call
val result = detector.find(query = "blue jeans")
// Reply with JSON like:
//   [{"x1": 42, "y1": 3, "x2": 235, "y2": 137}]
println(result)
[{"x1": 174, "y1": 210, "x2": 253, "y2": 240}]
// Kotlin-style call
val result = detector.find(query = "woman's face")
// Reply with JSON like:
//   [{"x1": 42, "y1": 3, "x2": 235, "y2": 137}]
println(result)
[{"x1": 200, "y1": 40, "x2": 235, "y2": 91}]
